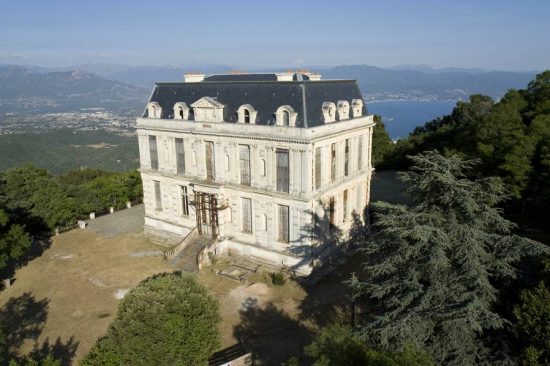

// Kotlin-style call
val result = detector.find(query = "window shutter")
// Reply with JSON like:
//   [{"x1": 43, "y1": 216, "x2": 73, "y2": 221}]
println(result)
[
  {"x1": 315, "y1": 147, "x2": 322, "y2": 189},
  {"x1": 239, "y1": 145, "x2": 251, "y2": 186},
  {"x1": 276, "y1": 149, "x2": 289, "y2": 193},
  {"x1": 149, "y1": 136, "x2": 158, "y2": 171},
  {"x1": 242, "y1": 198, "x2": 252, "y2": 233},
  {"x1": 175, "y1": 138, "x2": 185, "y2": 174},
  {"x1": 205, "y1": 141, "x2": 215, "y2": 180},
  {"x1": 278, "y1": 205, "x2": 289, "y2": 243}
]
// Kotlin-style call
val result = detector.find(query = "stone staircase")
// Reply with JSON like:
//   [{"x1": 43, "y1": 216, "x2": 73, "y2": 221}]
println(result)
[{"x1": 171, "y1": 233, "x2": 214, "y2": 272}]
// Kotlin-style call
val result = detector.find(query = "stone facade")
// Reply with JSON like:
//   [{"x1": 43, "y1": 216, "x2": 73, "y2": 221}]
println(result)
[{"x1": 137, "y1": 73, "x2": 374, "y2": 275}]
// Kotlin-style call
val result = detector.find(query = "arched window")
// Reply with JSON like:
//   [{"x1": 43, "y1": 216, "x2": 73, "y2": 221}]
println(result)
[
  {"x1": 237, "y1": 104, "x2": 256, "y2": 124},
  {"x1": 322, "y1": 102, "x2": 337, "y2": 123},
  {"x1": 147, "y1": 102, "x2": 162, "y2": 119},
  {"x1": 173, "y1": 103, "x2": 189, "y2": 120},
  {"x1": 275, "y1": 105, "x2": 297, "y2": 126},
  {"x1": 282, "y1": 110, "x2": 290, "y2": 126}
]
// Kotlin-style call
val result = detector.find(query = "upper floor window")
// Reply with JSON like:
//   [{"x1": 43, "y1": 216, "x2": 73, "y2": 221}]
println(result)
[
  {"x1": 275, "y1": 105, "x2": 297, "y2": 127},
  {"x1": 315, "y1": 147, "x2": 322, "y2": 190},
  {"x1": 173, "y1": 102, "x2": 189, "y2": 120},
  {"x1": 149, "y1": 135, "x2": 158, "y2": 171},
  {"x1": 352, "y1": 99, "x2": 364, "y2": 118},
  {"x1": 205, "y1": 141, "x2": 215, "y2": 180},
  {"x1": 147, "y1": 102, "x2": 162, "y2": 119},
  {"x1": 344, "y1": 139, "x2": 350, "y2": 176},
  {"x1": 175, "y1": 138, "x2": 185, "y2": 174},
  {"x1": 237, "y1": 104, "x2": 257, "y2": 124},
  {"x1": 322, "y1": 102, "x2": 337, "y2": 123},
  {"x1": 337, "y1": 100, "x2": 350, "y2": 120},
  {"x1": 239, "y1": 145, "x2": 251, "y2": 186},
  {"x1": 276, "y1": 149, "x2": 289, "y2": 193}
]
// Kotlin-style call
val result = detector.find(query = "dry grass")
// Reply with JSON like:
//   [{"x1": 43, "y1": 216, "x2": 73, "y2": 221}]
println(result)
[
  {"x1": 0, "y1": 219, "x2": 364, "y2": 364},
  {"x1": 0, "y1": 229, "x2": 172, "y2": 363}
]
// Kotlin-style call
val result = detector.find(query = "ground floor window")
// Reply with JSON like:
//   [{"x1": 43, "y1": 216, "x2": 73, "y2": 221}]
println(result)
[
  {"x1": 181, "y1": 186, "x2": 189, "y2": 216},
  {"x1": 154, "y1": 181, "x2": 162, "y2": 210},
  {"x1": 278, "y1": 205, "x2": 289, "y2": 243},
  {"x1": 242, "y1": 198, "x2": 252, "y2": 233}
]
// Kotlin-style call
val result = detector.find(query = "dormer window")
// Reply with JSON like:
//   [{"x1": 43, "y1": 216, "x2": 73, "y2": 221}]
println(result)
[
  {"x1": 337, "y1": 100, "x2": 350, "y2": 120},
  {"x1": 322, "y1": 102, "x2": 337, "y2": 123},
  {"x1": 173, "y1": 102, "x2": 189, "y2": 120},
  {"x1": 147, "y1": 102, "x2": 162, "y2": 119},
  {"x1": 191, "y1": 97, "x2": 224, "y2": 123},
  {"x1": 237, "y1": 104, "x2": 257, "y2": 124},
  {"x1": 275, "y1": 105, "x2": 297, "y2": 127},
  {"x1": 352, "y1": 99, "x2": 364, "y2": 118}
]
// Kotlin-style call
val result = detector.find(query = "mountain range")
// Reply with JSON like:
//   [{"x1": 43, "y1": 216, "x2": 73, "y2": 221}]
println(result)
[{"x1": 0, "y1": 63, "x2": 540, "y2": 114}]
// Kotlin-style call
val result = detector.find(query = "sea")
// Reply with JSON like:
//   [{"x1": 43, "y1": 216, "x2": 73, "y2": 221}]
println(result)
[{"x1": 367, "y1": 100, "x2": 457, "y2": 140}]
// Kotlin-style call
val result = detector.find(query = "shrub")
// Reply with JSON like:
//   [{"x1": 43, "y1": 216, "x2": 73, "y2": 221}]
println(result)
[{"x1": 271, "y1": 272, "x2": 286, "y2": 286}]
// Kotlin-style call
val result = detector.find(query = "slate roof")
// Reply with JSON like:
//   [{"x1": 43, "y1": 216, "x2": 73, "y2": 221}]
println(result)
[{"x1": 143, "y1": 73, "x2": 367, "y2": 128}]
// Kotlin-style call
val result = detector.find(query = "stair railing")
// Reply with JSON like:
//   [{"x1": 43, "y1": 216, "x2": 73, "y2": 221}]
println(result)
[{"x1": 164, "y1": 227, "x2": 198, "y2": 260}]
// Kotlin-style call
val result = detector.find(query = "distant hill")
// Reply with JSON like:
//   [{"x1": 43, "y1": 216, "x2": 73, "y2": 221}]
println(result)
[
  {"x1": 0, "y1": 66, "x2": 148, "y2": 113},
  {"x1": 322, "y1": 65, "x2": 537, "y2": 101}
]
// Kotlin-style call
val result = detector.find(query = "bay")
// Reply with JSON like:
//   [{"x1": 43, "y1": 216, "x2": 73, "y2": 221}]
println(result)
[{"x1": 367, "y1": 100, "x2": 457, "y2": 140}]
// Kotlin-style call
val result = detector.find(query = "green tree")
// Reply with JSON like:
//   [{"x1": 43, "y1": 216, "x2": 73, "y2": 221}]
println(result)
[
  {"x1": 82, "y1": 272, "x2": 220, "y2": 366},
  {"x1": 304, "y1": 324, "x2": 433, "y2": 366},
  {"x1": 0, "y1": 209, "x2": 31, "y2": 272},
  {"x1": 513, "y1": 261, "x2": 550, "y2": 366},
  {"x1": 372, "y1": 115, "x2": 395, "y2": 167},
  {"x1": 349, "y1": 151, "x2": 547, "y2": 365}
]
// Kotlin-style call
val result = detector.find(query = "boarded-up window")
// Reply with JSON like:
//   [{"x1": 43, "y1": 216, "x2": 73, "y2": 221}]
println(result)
[
  {"x1": 278, "y1": 205, "x2": 289, "y2": 243},
  {"x1": 328, "y1": 197, "x2": 335, "y2": 228},
  {"x1": 343, "y1": 189, "x2": 348, "y2": 221},
  {"x1": 175, "y1": 138, "x2": 185, "y2": 174},
  {"x1": 276, "y1": 149, "x2": 289, "y2": 193},
  {"x1": 181, "y1": 186, "x2": 189, "y2": 216},
  {"x1": 242, "y1": 198, "x2": 252, "y2": 233},
  {"x1": 149, "y1": 136, "x2": 158, "y2": 171},
  {"x1": 315, "y1": 147, "x2": 322, "y2": 190},
  {"x1": 358, "y1": 135, "x2": 363, "y2": 170},
  {"x1": 154, "y1": 181, "x2": 162, "y2": 210},
  {"x1": 205, "y1": 141, "x2": 215, "y2": 180},
  {"x1": 239, "y1": 145, "x2": 251, "y2": 186},
  {"x1": 330, "y1": 143, "x2": 336, "y2": 182},
  {"x1": 344, "y1": 139, "x2": 350, "y2": 176}
]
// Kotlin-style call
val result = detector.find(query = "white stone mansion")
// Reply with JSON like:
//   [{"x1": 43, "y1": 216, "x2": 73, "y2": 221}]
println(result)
[{"x1": 136, "y1": 71, "x2": 374, "y2": 275}]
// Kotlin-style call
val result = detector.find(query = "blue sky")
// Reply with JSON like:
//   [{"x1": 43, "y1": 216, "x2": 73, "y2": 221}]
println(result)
[{"x1": 0, "y1": 0, "x2": 548, "y2": 70}]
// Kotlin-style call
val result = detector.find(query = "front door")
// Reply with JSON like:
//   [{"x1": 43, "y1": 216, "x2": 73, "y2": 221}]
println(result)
[{"x1": 195, "y1": 191, "x2": 219, "y2": 237}]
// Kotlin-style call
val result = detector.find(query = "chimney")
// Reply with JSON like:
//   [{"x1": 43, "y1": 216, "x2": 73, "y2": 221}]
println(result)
[
  {"x1": 184, "y1": 73, "x2": 205, "y2": 83},
  {"x1": 307, "y1": 73, "x2": 322, "y2": 81}
]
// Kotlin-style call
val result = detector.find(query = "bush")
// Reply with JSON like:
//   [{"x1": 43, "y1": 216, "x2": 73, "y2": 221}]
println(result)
[
  {"x1": 271, "y1": 272, "x2": 286, "y2": 286},
  {"x1": 83, "y1": 272, "x2": 220, "y2": 366}
]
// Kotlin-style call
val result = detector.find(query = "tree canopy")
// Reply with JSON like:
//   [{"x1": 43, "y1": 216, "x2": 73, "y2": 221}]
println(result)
[
  {"x1": 81, "y1": 272, "x2": 221, "y2": 366},
  {"x1": 349, "y1": 151, "x2": 547, "y2": 365}
]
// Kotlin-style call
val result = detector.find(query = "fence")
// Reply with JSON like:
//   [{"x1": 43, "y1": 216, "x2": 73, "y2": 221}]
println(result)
[{"x1": 54, "y1": 197, "x2": 143, "y2": 236}]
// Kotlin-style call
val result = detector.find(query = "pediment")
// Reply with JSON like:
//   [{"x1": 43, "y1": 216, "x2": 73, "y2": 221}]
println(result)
[{"x1": 190, "y1": 96, "x2": 224, "y2": 109}]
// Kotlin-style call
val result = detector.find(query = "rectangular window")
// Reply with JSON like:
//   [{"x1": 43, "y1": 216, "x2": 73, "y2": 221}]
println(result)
[
  {"x1": 330, "y1": 143, "x2": 336, "y2": 182},
  {"x1": 242, "y1": 198, "x2": 252, "y2": 233},
  {"x1": 175, "y1": 138, "x2": 185, "y2": 175},
  {"x1": 149, "y1": 135, "x2": 158, "y2": 171},
  {"x1": 154, "y1": 181, "x2": 162, "y2": 210},
  {"x1": 205, "y1": 141, "x2": 215, "y2": 180},
  {"x1": 278, "y1": 205, "x2": 290, "y2": 243},
  {"x1": 315, "y1": 147, "x2": 322, "y2": 190},
  {"x1": 343, "y1": 189, "x2": 348, "y2": 221},
  {"x1": 328, "y1": 197, "x2": 335, "y2": 228},
  {"x1": 181, "y1": 186, "x2": 189, "y2": 216},
  {"x1": 239, "y1": 145, "x2": 251, "y2": 186},
  {"x1": 276, "y1": 149, "x2": 289, "y2": 193},
  {"x1": 344, "y1": 139, "x2": 350, "y2": 176},
  {"x1": 358, "y1": 135, "x2": 363, "y2": 171}
]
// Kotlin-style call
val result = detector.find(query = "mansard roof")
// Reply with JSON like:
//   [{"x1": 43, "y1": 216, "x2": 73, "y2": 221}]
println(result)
[{"x1": 143, "y1": 73, "x2": 367, "y2": 127}]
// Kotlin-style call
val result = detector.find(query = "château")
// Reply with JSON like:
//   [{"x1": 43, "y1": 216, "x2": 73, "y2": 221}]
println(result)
[{"x1": 136, "y1": 71, "x2": 374, "y2": 275}]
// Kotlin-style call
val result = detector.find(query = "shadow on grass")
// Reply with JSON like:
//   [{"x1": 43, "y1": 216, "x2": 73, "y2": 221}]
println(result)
[
  {"x1": 0, "y1": 292, "x2": 78, "y2": 365},
  {"x1": 234, "y1": 297, "x2": 313, "y2": 365}
]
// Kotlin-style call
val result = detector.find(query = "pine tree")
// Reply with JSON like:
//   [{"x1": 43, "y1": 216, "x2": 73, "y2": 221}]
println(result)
[{"x1": 349, "y1": 151, "x2": 547, "y2": 365}]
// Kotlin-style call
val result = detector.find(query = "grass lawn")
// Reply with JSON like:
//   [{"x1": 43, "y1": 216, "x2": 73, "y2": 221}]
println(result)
[{"x1": 0, "y1": 205, "x2": 373, "y2": 365}]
